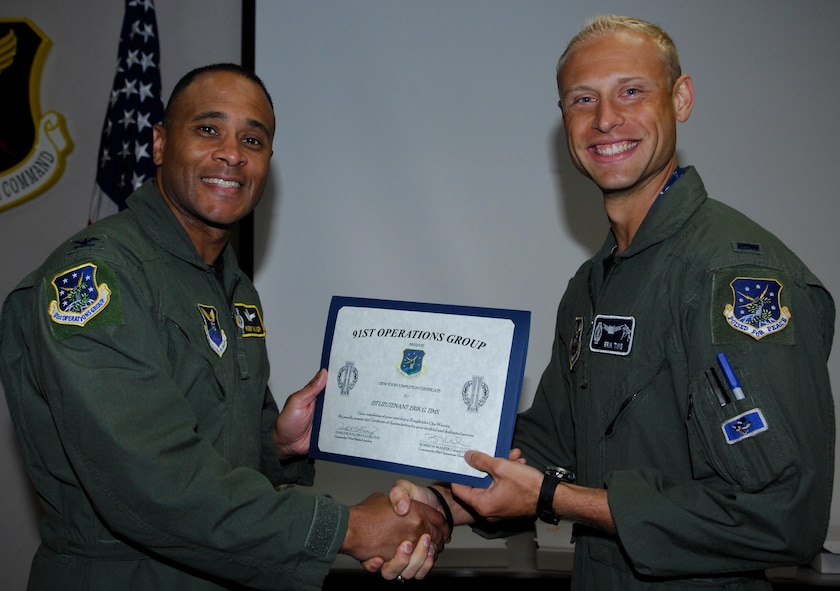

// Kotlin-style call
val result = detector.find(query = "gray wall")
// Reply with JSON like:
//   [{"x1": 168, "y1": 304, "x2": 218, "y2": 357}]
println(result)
[
  {"x1": 0, "y1": 1, "x2": 241, "y2": 588},
  {"x1": 253, "y1": 0, "x2": 840, "y2": 551},
  {"x1": 2, "y1": 0, "x2": 840, "y2": 587}
]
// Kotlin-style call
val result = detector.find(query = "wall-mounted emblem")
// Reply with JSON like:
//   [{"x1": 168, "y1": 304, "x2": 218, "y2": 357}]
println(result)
[{"x1": 0, "y1": 18, "x2": 73, "y2": 213}]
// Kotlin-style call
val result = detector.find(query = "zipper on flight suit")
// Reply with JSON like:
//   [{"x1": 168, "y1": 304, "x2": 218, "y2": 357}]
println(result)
[{"x1": 603, "y1": 359, "x2": 667, "y2": 438}]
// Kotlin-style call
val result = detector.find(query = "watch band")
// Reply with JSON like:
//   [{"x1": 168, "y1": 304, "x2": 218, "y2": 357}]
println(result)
[{"x1": 537, "y1": 466, "x2": 576, "y2": 525}]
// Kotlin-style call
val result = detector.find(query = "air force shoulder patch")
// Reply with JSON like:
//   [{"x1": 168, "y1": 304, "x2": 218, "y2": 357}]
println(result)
[
  {"x1": 47, "y1": 260, "x2": 122, "y2": 340},
  {"x1": 722, "y1": 277, "x2": 791, "y2": 341},
  {"x1": 49, "y1": 263, "x2": 112, "y2": 326}
]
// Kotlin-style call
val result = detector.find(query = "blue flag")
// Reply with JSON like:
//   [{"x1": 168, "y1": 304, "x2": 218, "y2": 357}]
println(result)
[{"x1": 88, "y1": 0, "x2": 163, "y2": 223}]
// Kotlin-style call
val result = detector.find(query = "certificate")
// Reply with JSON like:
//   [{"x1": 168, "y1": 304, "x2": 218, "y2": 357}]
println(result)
[{"x1": 311, "y1": 296, "x2": 530, "y2": 487}]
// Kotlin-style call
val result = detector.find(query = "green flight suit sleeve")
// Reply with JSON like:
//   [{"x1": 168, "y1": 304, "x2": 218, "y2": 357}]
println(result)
[
  {"x1": 6, "y1": 254, "x2": 347, "y2": 590},
  {"x1": 260, "y1": 387, "x2": 316, "y2": 487},
  {"x1": 608, "y1": 268, "x2": 835, "y2": 576}
]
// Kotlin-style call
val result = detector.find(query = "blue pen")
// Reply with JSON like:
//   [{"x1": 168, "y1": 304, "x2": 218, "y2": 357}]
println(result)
[{"x1": 716, "y1": 352, "x2": 746, "y2": 400}]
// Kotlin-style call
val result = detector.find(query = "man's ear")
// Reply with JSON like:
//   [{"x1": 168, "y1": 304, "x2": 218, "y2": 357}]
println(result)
[
  {"x1": 673, "y1": 74, "x2": 694, "y2": 123},
  {"x1": 152, "y1": 124, "x2": 166, "y2": 166}
]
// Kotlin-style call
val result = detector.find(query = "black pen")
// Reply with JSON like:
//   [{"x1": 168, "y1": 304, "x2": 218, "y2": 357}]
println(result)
[{"x1": 704, "y1": 367, "x2": 729, "y2": 407}]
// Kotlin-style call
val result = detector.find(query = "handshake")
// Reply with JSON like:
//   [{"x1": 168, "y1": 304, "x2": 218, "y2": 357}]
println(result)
[{"x1": 347, "y1": 448, "x2": 547, "y2": 581}]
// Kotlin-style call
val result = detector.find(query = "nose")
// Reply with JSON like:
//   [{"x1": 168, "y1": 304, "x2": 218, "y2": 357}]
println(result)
[
  {"x1": 593, "y1": 98, "x2": 624, "y2": 133},
  {"x1": 214, "y1": 137, "x2": 246, "y2": 167}
]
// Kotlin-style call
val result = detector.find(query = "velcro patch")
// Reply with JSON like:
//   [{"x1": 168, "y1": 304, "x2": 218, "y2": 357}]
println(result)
[
  {"x1": 47, "y1": 260, "x2": 123, "y2": 339},
  {"x1": 198, "y1": 304, "x2": 227, "y2": 357},
  {"x1": 234, "y1": 303, "x2": 266, "y2": 337},
  {"x1": 711, "y1": 270, "x2": 794, "y2": 345},
  {"x1": 590, "y1": 314, "x2": 634, "y2": 355},
  {"x1": 722, "y1": 408, "x2": 768, "y2": 444}
]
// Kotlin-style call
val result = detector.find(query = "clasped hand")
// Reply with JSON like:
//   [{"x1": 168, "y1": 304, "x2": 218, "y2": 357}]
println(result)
[
  {"x1": 365, "y1": 448, "x2": 538, "y2": 580},
  {"x1": 271, "y1": 369, "x2": 451, "y2": 579}
]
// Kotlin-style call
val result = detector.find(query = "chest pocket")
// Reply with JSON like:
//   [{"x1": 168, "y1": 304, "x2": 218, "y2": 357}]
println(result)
[{"x1": 164, "y1": 313, "x2": 229, "y2": 402}]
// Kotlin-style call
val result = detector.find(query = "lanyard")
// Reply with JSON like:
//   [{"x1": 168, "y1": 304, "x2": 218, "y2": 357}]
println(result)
[{"x1": 653, "y1": 165, "x2": 685, "y2": 205}]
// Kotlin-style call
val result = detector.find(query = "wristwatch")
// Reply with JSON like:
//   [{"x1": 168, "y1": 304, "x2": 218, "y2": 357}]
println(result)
[{"x1": 537, "y1": 466, "x2": 576, "y2": 524}]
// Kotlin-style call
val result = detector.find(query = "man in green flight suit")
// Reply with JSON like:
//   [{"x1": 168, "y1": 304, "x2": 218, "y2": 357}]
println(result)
[
  {"x1": 0, "y1": 63, "x2": 447, "y2": 590},
  {"x1": 384, "y1": 14, "x2": 835, "y2": 589}
]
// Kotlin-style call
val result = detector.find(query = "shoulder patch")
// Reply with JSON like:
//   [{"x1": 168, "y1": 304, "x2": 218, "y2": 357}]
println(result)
[
  {"x1": 712, "y1": 271, "x2": 794, "y2": 345},
  {"x1": 234, "y1": 303, "x2": 266, "y2": 337},
  {"x1": 47, "y1": 261, "x2": 122, "y2": 339}
]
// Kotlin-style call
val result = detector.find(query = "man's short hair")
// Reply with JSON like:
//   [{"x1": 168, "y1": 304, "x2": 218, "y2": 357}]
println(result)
[
  {"x1": 556, "y1": 14, "x2": 682, "y2": 87},
  {"x1": 162, "y1": 63, "x2": 274, "y2": 128}
]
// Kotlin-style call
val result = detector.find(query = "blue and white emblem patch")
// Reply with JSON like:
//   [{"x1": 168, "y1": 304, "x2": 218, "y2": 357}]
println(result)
[
  {"x1": 722, "y1": 277, "x2": 791, "y2": 340},
  {"x1": 49, "y1": 263, "x2": 112, "y2": 326},
  {"x1": 590, "y1": 314, "x2": 634, "y2": 356},
  {"x1": 722, "y1": 408, "x2": 768, "y2": 444},
  {"x1": 400, "y1": 348, "x2": 425, "y2": 376},
  {"x1": 198, "y1": 304, "x2": 227, "y2": 357}
]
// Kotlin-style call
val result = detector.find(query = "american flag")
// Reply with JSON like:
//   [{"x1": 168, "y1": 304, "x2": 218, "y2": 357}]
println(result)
[{"x1": 88, "y1": 0, "x2": 163, "y2": 223}]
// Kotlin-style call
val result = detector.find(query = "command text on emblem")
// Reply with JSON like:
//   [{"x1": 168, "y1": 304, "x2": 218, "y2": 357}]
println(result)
[
  {"x1": 722, "y1": 277, "x2": 791, "y2": 340},
  {"x1": 0, "y1": 18, "x2": 73, "y2": 212},
  {"x1": 49, "y1": 263, "x2": 111, "y2": 326}
]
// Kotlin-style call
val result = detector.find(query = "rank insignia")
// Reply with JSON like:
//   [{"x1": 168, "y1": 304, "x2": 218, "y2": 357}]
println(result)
[
  {"x1": 399, "y1": 348, "x2": 425, "y2": 377},
  {"x1": 198, "y1": 304, "x2": 227, "y2": 357},
  {"x1": 234, "y1": 303, "x2": 266, "y2": 337},
  {"x1": 722, "y1": 408, "x2": 768, "y2": 444},
  {"x1": 49, "y1": 263, "x2": 111, "y2": 326},
  {"x1": 722, "y1": 277, "x2": 791, "y2": 340}
]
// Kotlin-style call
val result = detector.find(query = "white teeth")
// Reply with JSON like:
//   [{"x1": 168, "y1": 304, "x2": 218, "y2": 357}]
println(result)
[
  {"x1": 594, "y1": 141, "x2": 638, "y2": 156},
  {"x1": 202, "y1": 177, "x2": 242, "y2": 189}
]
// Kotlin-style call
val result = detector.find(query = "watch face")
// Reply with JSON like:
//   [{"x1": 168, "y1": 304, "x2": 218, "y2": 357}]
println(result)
[{"x1": 546, "y1": 466, "x2": 576, "y2": 483}]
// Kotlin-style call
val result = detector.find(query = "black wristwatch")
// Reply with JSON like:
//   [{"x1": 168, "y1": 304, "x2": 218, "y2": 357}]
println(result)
[{"x1": 537, "y1": 466, "x2": 576, "y2": 524}]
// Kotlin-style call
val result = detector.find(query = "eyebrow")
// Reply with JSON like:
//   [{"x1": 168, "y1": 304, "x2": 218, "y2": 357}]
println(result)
[
  {"x1": 192, "y1": 110, "x2": 273, "y2": 137},
  {"x1": 565, "y1": 76, "x2": 649, "y2": 92}
]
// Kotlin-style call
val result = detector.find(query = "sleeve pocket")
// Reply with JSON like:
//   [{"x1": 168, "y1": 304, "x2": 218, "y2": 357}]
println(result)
[{"x1": 686, "y1": 368, "x2": 800, "y2": 492}]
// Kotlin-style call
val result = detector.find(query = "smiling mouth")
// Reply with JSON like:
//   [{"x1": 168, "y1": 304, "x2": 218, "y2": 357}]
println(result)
[
  {"x1": 593, "y1": 141, "x2": 638, "y2": 157},
  {"x1": 202, "y1": 177, "x2": 242, "y2": 189}
]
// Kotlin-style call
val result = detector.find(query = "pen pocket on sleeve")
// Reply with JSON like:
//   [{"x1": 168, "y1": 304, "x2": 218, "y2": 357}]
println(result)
[{"x1": 686, "y1": 369, "x2": 800, "y2": 492}]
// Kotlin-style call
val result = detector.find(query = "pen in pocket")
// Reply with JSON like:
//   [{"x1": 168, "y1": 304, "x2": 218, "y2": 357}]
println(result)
[
  {"x1": 704, "y1": 367, "x2": 729, "y2": 407},
  {"x1": 716, "y1": 352, "x2": 746, "y2": 400}
]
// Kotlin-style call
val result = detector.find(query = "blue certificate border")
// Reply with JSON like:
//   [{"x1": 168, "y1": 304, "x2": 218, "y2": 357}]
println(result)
[{"x1": 311, "y1": 295, "x2": 530, "y2": 487}]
